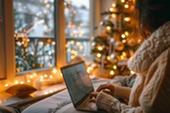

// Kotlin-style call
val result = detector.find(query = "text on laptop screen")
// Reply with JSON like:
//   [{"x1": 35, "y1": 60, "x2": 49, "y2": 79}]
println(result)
[{"x1": 62, "y1": 62, "x2": 93, "y2": 104}]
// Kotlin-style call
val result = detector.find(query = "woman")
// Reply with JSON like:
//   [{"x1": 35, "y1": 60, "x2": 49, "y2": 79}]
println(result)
[{"x1": 91, "y1": 0, "x2": 170, "y2": 113}]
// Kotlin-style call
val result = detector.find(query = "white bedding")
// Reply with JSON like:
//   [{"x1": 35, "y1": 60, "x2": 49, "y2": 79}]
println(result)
[{"x1": 22, "y1": 78, "x2": 109, "y2": 113}]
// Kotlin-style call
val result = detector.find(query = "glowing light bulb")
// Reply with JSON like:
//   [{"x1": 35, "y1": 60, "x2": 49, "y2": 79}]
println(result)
[
  {"x1": 50, "y1": 75, "x2": 53, "y2": 79},
  {"x1": 131, "y1": 71, "x2": 135, "y2": 74},
  {"x1": 122, "y1": 40, "x2": 126, "y2": 43},
  {"x1": 53, "y1": 69, "x2": 57, "y2": 74},
  {"x1": 109, "y1": 8, "x2": 114, "y2": 12},
  {"x1": 70, "y1": 40, "x2": 75, "y2": 44},
  {"x1": 113, "y1": 65, "x2": 117, "y2": 70},
  {"x1": 110, "y1": 70, "x2": 115, "y2": 75},
  {"x1": 97, "y1": 46, "x2": 103, "y2": 51},
  {"x1": 121, "y1": 0, "x2": 125, "y2": 3},
  {"x1": 30, "y1": 75, "x2": 34, "y2": 79},
  {"x1": 112, "y1": 3, "x2": 116, "y2": 7},
  {"x1": 44, "y1": 74, "x2": 48, "y2": 78},
  {"x1": 20, "y1": 81, "x2": 24, "y2": 84},
  {"x1": 124, "y1": 4, "x2": 129, "y2": 8},
  {"x1": 106, "y1": 26, "x2": 111, "y2": 31},
  {"x1": 33, "y1": 73, "x2": 37, "y2": 77},
  {"x1": 125, "y1": 31, "x2": 129, "y2": 36},
  {"x1": 107, "y1": 56, "x2": 111, "y2": 60},
  {"x1": 15, "y1": 80, "x2": 19, "y2": 84},
  {"x1": 5, "y1": 84, "x2": 9, "y2": 87},
  {"x1": 124, "y1": 17, "x2": 131, "y2": 22},
  {"x1": 122, "y1": 52, "x2": 127, "y2": 56},
  {"x1": 97, "y1": 53, "x2": 102, "y2": 58},
  {"x1": 120, "y1": 55, "x2": 125, "y2": 60},
  {"x1": 121, "y1": 34, "x2": 126, "y2": 38}
]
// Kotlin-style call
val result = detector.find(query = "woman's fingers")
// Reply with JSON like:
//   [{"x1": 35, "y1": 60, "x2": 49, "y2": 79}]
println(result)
[
  {"x1": 89, "y1": 92, "x2": 98, "y2": 103},
  {"x1": 89, "y1": 98, "x2": 96, "y2": 103},
  {"x1": 103, "y1": 90, "x2": 112, "y2": 95},
  {"x1": 97, "y1": 84, "x2": 115, "y2": 92},
  {"x1": 97, "y1": 84, "x2": 109, "y2": 92},
  {"x1": 90, "y1": 92, "x2": 97, "y2": 98}
]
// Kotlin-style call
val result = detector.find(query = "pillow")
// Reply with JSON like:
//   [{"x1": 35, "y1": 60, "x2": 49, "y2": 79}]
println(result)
[{"x1": 6, "y1": 84, "x2": 37, "y2": 97}]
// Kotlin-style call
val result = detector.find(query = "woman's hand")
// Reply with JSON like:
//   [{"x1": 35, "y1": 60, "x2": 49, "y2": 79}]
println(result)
[
  {"x1": 89, "y1": 92, "x2": 98, "y2": 103},
  {"x1": 96, "y1": 84, "x2": 115, "y2": 96},
  {"x1": 89, "y1": 84, "x2": 115, "y2": 103}
]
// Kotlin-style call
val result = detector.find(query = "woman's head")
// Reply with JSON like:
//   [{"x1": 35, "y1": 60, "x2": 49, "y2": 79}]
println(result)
[{"x1": 135, "y1": 0, "x2": 170, "y2": 38}]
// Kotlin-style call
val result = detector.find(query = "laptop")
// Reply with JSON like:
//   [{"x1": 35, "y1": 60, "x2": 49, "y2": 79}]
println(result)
[{"x1": 60, "y1": 61, "x2": 107, "y2": 113}]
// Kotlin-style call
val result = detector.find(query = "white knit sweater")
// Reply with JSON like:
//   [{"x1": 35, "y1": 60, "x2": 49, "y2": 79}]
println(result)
[{"x1": 96, "y1": 21, "x2": 170, "y2": 113}]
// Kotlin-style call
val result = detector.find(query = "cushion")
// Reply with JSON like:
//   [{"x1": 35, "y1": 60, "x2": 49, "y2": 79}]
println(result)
[{"x1": 5, "y1": 84, "x2": 37, "y2": 97}]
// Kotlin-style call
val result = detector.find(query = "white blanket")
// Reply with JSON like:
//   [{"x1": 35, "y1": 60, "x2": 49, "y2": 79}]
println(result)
[{"x1": 22, "y1": 78, "x2": 109, "y2": 113}]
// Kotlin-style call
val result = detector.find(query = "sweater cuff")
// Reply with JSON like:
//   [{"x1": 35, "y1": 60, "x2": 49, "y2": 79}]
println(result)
[
  {"x1": 114, "y1": 85, "x2": 131, "y2": 100},
  {"x1": 96, "y1": 92, "x2": 119, "y2": 112}
]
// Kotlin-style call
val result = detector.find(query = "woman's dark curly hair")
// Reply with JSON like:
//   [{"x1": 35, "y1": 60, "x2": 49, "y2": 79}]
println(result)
[{"x1": 135, "y1": 0, "x2": 170, "y2": 38}]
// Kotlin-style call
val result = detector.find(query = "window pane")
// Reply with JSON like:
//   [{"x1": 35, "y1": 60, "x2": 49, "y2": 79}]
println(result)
[
  {"x1": 64, "y1": 0, "x2": 91, "y2": 62},
  {"x1": 14, "y1": 0, "x2": 56, "y2": 73}
]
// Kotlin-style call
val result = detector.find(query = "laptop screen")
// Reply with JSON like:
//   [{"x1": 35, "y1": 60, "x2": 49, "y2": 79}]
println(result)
[{"x1": 61, "y1": 61, "x2": 94, "y2": 105}]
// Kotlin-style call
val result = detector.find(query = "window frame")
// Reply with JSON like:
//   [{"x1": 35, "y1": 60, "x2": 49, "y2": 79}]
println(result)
[
  {"x1": 0, "y1": 0, "x2": 66, "y2": 81},
  {"x1": 0, "y1": 0, "x2": 99, "y2": 81},
  {"x1": 0, "y1": 0, "x2": 6, "y2": 80}
]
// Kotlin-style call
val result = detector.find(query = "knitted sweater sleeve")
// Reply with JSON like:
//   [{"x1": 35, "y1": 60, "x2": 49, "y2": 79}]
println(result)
[
  {"x1": 96, "y1": 92, "x2": 143, "y2": 113},
  {"x1": 108, "y1": 74, "x2": 136, "y2": 100},
  {"x1": 109, "y1": 74, "x2": 136, "y2": 88}
]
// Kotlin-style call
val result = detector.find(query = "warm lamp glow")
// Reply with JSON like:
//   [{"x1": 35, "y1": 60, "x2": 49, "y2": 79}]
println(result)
[{"x1": 52, "y1": 68, "x2": 57, "y2": 74}]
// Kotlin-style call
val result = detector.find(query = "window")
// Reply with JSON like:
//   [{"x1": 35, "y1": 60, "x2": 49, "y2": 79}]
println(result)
[
  {"x1": 64, "y1": 0, "x2": 92, "y2": 62},
  {"x1": 14, "y1": 0, "x2": 56, "y2": 73},
  {"x1": 0, "y1": 0, "x2": 96, "y2": 80},
  {"x1": 0, "y1": 0, "x2": 65, "y2": 80}
]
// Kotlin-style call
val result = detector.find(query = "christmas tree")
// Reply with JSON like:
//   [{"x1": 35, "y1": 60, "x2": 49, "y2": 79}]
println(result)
[{"x1": 90, "y1": 0, "x2": 144, "y2": 78}]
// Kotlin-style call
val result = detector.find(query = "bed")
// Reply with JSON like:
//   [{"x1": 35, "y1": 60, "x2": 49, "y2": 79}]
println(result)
[{"x1": 22, "y1": 77, "x2": 109, "y2": 113}]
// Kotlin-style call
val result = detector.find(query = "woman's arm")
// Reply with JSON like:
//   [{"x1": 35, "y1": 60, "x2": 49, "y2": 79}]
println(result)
[
  {"x1": 96, "y1": 92, "x2": 143, "y2": 113},
  {"x1": 109, "y1": 74, "x2": 137, "y2": 88}
]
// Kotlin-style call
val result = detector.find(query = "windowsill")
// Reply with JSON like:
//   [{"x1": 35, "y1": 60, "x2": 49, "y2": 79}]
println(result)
[{"x1": 0, "y1": 83, "x2": 66, "y2": 107}]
